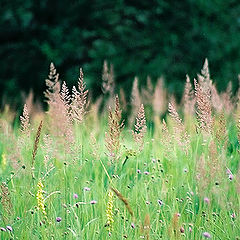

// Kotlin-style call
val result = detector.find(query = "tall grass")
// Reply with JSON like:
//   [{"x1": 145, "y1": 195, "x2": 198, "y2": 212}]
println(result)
[{"x1": 0, "y1": 59, "x2": 240, "y2": 239}]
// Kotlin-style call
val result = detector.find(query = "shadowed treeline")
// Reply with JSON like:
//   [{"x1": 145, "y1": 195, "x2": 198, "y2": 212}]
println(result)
[{"x1": 1, "y1": 0, "x2": 240, "y2": 106}]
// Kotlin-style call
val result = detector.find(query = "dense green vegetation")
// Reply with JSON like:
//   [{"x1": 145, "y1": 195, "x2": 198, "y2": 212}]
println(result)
[
  {"x1": 1, "y1": 1, "x2": 240, "y2": 105},
  {"x1": 0, "y1": 61, "x2": 240, "y2": 239}
]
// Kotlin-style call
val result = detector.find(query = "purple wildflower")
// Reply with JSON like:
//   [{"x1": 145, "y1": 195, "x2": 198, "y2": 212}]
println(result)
[
  {"x1": 144, "y1": 171, "x2": 149, "y2": 175},
  {"x1": 56, "y1": 217, "x2": 62, "y2": 222},
  {"x1": 231, "y1": 213, "x2": 236, "y2": 219},
  {"x1": 131, "y1": 223, "x2": 135, "y2": 229},
  {"x1": 157, "y1": 200, "x2": 163, "y2": 206},
  {"x1": 83, "y1": 187, "x2": 91, "y2": 191},
  {"x1": 229, "y1": 174, "x2": 233, "y2": 181},
  {"x1": 73, "y1": 193, "x2": 78, "y2": 199},
  {"x1": 90, "y1": 200, "x2": 97, "y2": 205},
  {"x1": 6, "y1": 226, "x2": 12, "y2": 232},
  {"x1": 226, "y1": 168, "x2": 232, "y2": 175},
  {"x1": 203, "y1": 232, "x2": 211, "y2": 238},
  {"x1": 0, "y1": 227, "x2": 6, "y2": 232},
  {"x1": 204, "y1": 197, "x2": 210, "y2": 204}
]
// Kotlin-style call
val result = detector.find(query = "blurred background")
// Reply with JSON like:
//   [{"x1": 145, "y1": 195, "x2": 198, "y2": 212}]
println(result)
[{"x1": 1, "y1": 0, "x2": 240, "y2": 107}]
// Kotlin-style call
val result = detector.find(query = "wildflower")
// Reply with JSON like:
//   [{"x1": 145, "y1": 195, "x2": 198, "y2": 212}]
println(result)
[
  {"x1": 36, "y1": 179, "x2": 47, "y2": 217},
  {"x1": 73, "y1": 193, "x2": 78, "y2": 199},
  {"x1": 231, "y1": 213, "x2": 236, "y2": 219},
  {"x1": 0, "y1": 227, "x2": 6, "y2": 232},
  {"x1": 137, "y1": 169, "x2": 141, "y2": 174},
  {"x1": 204, "y1": 197, "x2": 210, "y2": 204},
  {"x1": 157, "y1": 200, "x2": 163, "y2": 206},
  {"x1": 56, "y1": 217, "x2": 62, "y2": 222},
  {"x1": 226, "y1": 168, "x2": 233, "y2": 180},
  {"x1": 90, "y1": 200, "x2": 97, "y2": 205},
  {"x1": 144, "y1": 171, "x2": 149, "y2": 175},
  {"x1": 189, "y1": 227, "x2": 192, "y2": 232},
  {"x1": 176, "y1": 213, "x2": 181, "y2": 217},
  {"x1": 146, "y1": 201, "x2": 150, "y2": 205},
  {"x1": 83, "y1": 187, "x2": 90, "y2": 191},
  {"x1": 226, "y1": 168, "x2": 232, "y2": 175},
  {"x1": 6, "y1": 226, "x2": 12, "y2": 232},
  {"x1": 131, "y1": 223, "x2": 135, "y2": 229},
  {"x1": 1, "y1": 153, "x2": 6, "y2": 169},
  {"x1": 203, "y1": 232, "x2": 211, "y2": 238},
  {"x1": 229, "y1": 174, "x2": 233, "y2": 181},
  {"x1": 180, "y1": 227, "x2": 184, "y2": 233},
  {"x1": 106, "y1": 190, "x2": 114, "y2": 233}
]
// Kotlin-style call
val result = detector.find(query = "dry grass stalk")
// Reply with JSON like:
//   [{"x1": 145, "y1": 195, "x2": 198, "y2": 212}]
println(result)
[
  {"x1": 110, "y1": 187, "x2": 133, "y2": 217},
  {"x1": 141, "y1": 76, "x2": 154, "y2": 105},
  {"x1": 168, "y1": 213, "x2": 180, "y2": 239},
  {"x1": 153, "y1": 77, "x2": 166, "y2": 116},
  {"x1": 168, "y1": 102, "x2": 189, "y2": 152},
  {"x1": 196, "y1": 155, "x2": 208, "y2": 196},
  {"x1": 90, "y1": 132, "x2": 100, "y2": 161},
  {"x1": 161, "y1": 119, "x2": 173, "y2": 157},
  {"x1": 208, "y1": 140, "x2": 221, "y2": 181},
  {"x1": 25, "y1": 89, "x2": 34, "y2": 115},
  {"x1": 20, "y1": 104, "x2": 30, "y2": 137},
  {"x1": 44, "y1": 62, "x2": 60, "y2": 104},
  {"x1": 129, "y1": 77, "x2": 141, "y2": 124},
  {"x1": 71, "y1": 68, "x2": 89, "y2": 123},
  {"x1": 221, "y1": 81, "x2": 233, "y2": 114},
  {"x1": 132, "y1": 104, "x2": 147, "y2": 151},
  {"x1": 32, "y1": 120, "x2": 43, "y2": 179},
  {"x1": 102, "y1": 60, "x2": 115, "y2": 95},
  {"x1": 105, "y1": 95, "x2": 124, "y2": 163},
  {"x1": 196, "y1": 141, "x2": 221, "y2": 196},
  {"x1": 143, "y1": 214, "x2": 150, "y2": 240},
  {"x1": 44, "y1": 63, "x2": 74, "y2": 146},
  {"x1": 194, "y1": 78, "x2": 213, "y2": 134},
  {"x1": 88, "y1": 96, "x2": 103, "y2": 130},
  {"x1": 214, "y1": 113, "x2": 228, "y2": 148},
  {"x1": 198, "y1": 58, "x2": 212, "y2": 90},
  {"x1": 211, "y1": 84, "x2": 223, "y2": 113},
  {"x1": 60, "y1": 81, "x2": 71, "y2": 112},
  {"x1": 183, "y1": 75, "x2": 195, "y2": 116},
  {"x1": 0, "y1": 182, "x2": 13, "y2": 221},
  {"x1": 42, "y1": 134, "x2": 54, "y2": 172},
  {"x1": 119, "y1": 88, "x2": 127, "y2": 110}
]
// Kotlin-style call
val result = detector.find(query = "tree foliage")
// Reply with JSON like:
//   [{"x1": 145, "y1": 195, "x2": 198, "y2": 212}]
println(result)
[{"x1": 1, "y1": 0, "x2": 240, "y2": 105}]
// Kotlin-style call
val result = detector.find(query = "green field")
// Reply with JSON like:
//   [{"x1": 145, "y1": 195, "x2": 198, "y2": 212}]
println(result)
[{"x1": 0, "y1": 60, "x2": 239, "y2": 239}]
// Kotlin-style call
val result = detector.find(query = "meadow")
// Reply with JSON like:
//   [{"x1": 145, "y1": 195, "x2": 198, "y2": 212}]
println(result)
[{"x1": 0, "y1": 59, "x2": 240, "y2": 239}]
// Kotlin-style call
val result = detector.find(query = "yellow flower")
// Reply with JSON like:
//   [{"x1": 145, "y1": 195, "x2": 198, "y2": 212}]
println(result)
[
  {"x1": 1, "y1": 153, "x2": 7, "y2": 169},
  {"x1": 36, "y1": 179, "x2": 47, "y2": 217},
  {"x1": 106, "y1": 190, "x2": 114, "y2": 233}
]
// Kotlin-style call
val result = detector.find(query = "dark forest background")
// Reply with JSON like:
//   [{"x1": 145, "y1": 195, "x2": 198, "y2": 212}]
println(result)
[{"x1": 1, "y1": 0, "x2": 240, "y2": 107}]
